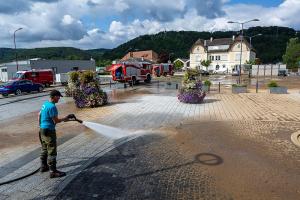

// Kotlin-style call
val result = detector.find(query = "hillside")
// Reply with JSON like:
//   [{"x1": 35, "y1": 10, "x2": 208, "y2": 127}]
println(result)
[
  {"x1": 0, "y1": 26, "x2": 298, "y2": 65},
  {"x1": 0, "y1": 47, "x2": 110, "y2": 64},
  {"x1": 102, "y1": 26, "x2": 297, "y2": 63}
]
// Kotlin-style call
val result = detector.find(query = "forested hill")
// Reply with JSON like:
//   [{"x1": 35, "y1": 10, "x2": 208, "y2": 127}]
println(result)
[
  {"x1": 102, "y1": 26, "x2": 298, "y2": 64},
  {"x1": 0, "y1": 47, "x2": 110, "y2": 64},
  {"x1": 0, "y1": 26, "x2": 298, "y2": 64}
]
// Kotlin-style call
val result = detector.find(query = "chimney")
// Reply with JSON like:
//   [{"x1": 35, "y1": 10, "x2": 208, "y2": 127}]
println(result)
[
  {"x1": 210, "y1": 37, "x2": 213, "y2": 42},
  {"x1": 232, "y1": 35, "x2": 235, "y2": 41},
  {"x1": 204, "y1": 40, "x2": 207, "y2": 46}
]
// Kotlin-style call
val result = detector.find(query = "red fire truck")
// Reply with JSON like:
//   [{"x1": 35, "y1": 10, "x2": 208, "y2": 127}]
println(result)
[
  {"x1": 12, "y1": 69, "x2": 54, "y2": 87},
  {"x1": 109, "y1": 62, "x2": 152, "y2": 85},
  {"x1": 152, "y1": 63, "x2": 174, "y2": 77}
]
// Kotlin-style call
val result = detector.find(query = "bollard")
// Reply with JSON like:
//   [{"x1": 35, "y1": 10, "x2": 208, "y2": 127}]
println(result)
[
  {"x1": 218, "y1": 82, "x2": 221, "y2": 93},
  {"x1": 256, "y1": 82, "x2": 258, "y2": 93},
  {"x1": 124, "y1": 83, "x2": 127, "y2": 88},
  {"x1": 176, "y1": 83, "x2": 178, "y2": 89},
  {"x1": 109, "y1": 80, "x2": 111, "y2": 88}
]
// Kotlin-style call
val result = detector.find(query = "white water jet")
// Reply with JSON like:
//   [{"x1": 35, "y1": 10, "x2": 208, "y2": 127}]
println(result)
[{"x1": 82, "y1": 121, "x2": 133, "y2": 139}]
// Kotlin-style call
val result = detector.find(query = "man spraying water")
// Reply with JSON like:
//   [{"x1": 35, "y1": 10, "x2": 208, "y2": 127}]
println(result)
[{"x1": 38, "y1": 90, "x2": 77, "y2": 178}]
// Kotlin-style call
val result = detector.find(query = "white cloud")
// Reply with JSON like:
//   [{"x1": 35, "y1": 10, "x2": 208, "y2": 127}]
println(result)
[{"x1": 0, "y1": 0, "x2": 299, "y2": 49}]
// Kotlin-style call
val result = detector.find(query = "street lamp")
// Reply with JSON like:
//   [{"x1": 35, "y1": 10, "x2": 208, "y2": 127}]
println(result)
[
  {"x1": 228, "y1": 19, "x2": 259, "y2": 84},
  {"x1": 245, "y1": 33, "x2": 262, "y2": 49},
  {"x1": 14, "y1": 27, "x2": 23, "y2": 71}
]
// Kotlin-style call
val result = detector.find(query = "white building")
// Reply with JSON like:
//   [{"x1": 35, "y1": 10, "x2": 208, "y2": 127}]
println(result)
[{"x1": 189, "y1": 36, "x2": 256, "y2": 73}]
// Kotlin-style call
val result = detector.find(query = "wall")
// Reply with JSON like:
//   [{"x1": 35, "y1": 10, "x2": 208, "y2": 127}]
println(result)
[
  {"x1": 30, "y1": 60, "x2": 95, "y2": 74},
  {"x1": 189, "y1": 45, "x2": 206, "y2": 69}
]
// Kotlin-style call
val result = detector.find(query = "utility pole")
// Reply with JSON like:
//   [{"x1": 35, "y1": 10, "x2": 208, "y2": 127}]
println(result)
[{"x1": 14, "y1": 28, "x2": 23, "y2": 72}]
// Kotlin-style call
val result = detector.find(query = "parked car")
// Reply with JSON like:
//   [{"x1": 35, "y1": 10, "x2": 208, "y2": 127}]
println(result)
[
  {"x1": 0, "y1": 80, "x2": 44, "y2": 97},
  {"x1": 232, "y1": 70, "x2": 239, "y2": 76},
  {"x1": 278, "y1": 69, "x2": 287, "y2": 77},
  {"x1": 200, "y1": 70, "x2": 210, "y2": 76}
]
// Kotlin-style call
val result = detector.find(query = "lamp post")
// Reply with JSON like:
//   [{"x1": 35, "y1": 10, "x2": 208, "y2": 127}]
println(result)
[
  {"x1": 228, "y1": 19, "x2": 259, "y2": 84},
  {"x1": 245, "y1": 33, "x2": 262, "y2": 49},
  {"x1": 14, "y1": 28, "x2": 23, "y2": 71}
]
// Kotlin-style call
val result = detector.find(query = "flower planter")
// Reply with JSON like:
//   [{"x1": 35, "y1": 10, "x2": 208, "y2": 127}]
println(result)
[
  {"x1": 177, "y1": 90, "x2": 206, "y2": 104},
  {"x1": 269, "y1": 87, "x2": 287, "y2": 94},
  {"x1": 232, "y1": 86, "x2": 247, "y2": 94}
]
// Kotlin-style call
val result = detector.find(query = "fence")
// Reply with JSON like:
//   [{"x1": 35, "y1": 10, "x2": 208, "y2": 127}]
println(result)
[{"x1": 251, "y1": 64, "x2": 286, "y2": 77}]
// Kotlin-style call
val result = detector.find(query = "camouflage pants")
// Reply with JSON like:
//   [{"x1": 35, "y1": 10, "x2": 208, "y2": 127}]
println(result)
[{"x1": 39, "y1": 128, "x2": 57, "y2": 164}]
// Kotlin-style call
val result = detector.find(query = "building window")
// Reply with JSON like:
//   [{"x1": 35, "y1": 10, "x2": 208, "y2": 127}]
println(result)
[
  {"x1": 238, "y1": 44, "x2": 241, "y2": 48},
  {"x1": 216, "y1": 65, "x2": 220, "y2": 70},
  {"x1": 72, "y1": 67, "x2": 79, "y2": 71},
  {"x1": 209, "y1": 56, "x2": 214, "y2": 61},
  {"x1": 221, "y1": 55, "x2": 228, "y2": 61},
  {"x1": 235, "y1": 53, "x2": 240, "y2": 61},
  {"x1": 1, "y1": 68, "x2": 7, "y2": 72},
  {"x1": 216, "y1": 56, "x2": 220, "y2": 60},
  {"x1": 195, "y1": 55, "x2": 201, "y2": 62},
  {"x1": 223, "y1": 65, "x2": 226, "y2": 68}
]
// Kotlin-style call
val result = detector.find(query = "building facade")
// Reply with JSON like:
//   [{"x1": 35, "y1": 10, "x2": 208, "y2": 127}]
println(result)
[
  {"x1": 121, "y1": 50, "x2": 159, "y2": 63},
  {"x1": 189, "y1": 36, "x2": 256, "y2": 73}
]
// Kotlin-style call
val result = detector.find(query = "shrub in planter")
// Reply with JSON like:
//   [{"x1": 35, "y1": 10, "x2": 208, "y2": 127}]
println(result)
[
  {"x1": 65, "y1": 70, "x2": 108, "y2": 108},
  {"x1": 267, "y1": 81, "x2": 278, "y2": 88},
  {"x1": 232, "y1": 84, "x2": 247, "y2": 94},
  {"x1": 268, "y1": 81, "x2": 287, "y2": 94}
]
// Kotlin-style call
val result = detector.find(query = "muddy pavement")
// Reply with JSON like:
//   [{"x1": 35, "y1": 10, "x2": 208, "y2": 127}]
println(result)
[
  {"x1": 1, "y1": 82, "x2": 300, "y2": 199},
  {"x1": 57, "y1": 120, "x2": 300, "y2": 200}
]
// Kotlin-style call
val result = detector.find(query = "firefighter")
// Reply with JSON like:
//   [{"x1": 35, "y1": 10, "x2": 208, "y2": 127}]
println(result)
[{"x1": 38, "y1": 90, "x2": 72, "y2": 178}]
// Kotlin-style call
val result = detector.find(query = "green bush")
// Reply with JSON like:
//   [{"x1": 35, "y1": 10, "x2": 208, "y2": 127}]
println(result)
[
  {"x1": 69, "y1": 71, "x2": 79, "y2": 82},
  {"x1": 79, "y1": 71, "x2": 94, "y2": 83},
  {"x1": 204, "y1": 80, "x2": 212, "y2": 86},
  {"x1": 267, "y1": 80, "x2": 278, "y2": 87}
]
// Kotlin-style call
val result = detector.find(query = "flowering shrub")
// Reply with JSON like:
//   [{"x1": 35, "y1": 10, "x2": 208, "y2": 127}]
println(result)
[
  {"x1": 178, "y1": 70, "x2": 206, "y2": 104},
  {"x1": 65, "y1": 70, "x2": 108, "y2": 108}
]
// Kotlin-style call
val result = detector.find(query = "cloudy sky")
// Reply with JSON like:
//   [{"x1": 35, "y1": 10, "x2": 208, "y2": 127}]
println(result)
[{"x1": 0, "y1": 0, "x2": 299, "y2": 49}]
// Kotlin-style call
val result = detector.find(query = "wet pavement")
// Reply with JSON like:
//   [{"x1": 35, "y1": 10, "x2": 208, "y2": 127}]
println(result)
[{"x1": 0, "y1": 81, "x2": 300, "y2": 199}]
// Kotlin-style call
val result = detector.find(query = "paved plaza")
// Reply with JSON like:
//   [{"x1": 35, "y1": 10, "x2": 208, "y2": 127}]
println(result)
[{"x1": 0, "y1": 84, "x2": 300, "y2": 199}]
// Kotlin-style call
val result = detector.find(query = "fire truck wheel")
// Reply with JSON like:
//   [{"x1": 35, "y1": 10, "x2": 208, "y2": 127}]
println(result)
[
  {"x1": 132, "y1": 77, "x2": 136, "y2": 85},
  {"x1": 145, "y1": 74, "x2": 151, "y2": 83}
]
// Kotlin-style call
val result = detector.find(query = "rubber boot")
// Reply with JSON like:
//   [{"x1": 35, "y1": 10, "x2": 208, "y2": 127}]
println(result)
[
  {"x1": 49, "y1": 160, "x2": 66, "y2": 178},
  {"x1": 40, "y1": 157, "x2": 49, "y2": 173}
]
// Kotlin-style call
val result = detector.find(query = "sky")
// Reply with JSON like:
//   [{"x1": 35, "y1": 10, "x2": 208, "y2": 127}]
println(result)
[{"x1": 0, "y1": 0, "x2": 299, "y2": 50}]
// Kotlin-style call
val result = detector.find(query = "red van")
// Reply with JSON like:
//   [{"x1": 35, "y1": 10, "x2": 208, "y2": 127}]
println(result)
[{"x1": 12, "y1": 69, "x2": 54, "y2": 87}]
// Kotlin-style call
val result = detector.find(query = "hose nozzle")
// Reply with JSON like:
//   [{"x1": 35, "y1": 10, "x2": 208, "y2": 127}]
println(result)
[{"x1": 67, "y1": 114, "x2": 83, "y2": 123}]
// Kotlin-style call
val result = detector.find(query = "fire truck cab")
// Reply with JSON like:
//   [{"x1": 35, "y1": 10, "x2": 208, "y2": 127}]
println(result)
[{"x1": 152, "y1": 63, "x2": 174, "y2": 77}]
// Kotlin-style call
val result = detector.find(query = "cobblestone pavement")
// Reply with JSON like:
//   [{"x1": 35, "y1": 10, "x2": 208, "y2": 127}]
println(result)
[{"x1": 0, "y1": 85, "x2": 300, "y2": 199}]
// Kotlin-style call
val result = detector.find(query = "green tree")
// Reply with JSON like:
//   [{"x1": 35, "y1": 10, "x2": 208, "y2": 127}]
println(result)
[
  {"x1": 201, "y1": 60, "x2": 211, "y2": 71},
  {"x1": 174, "y1": 60, "x2": 183, "y2": 70},
  {"x1": 283, "y1": 38, "x2": 300, "y2": 68}
]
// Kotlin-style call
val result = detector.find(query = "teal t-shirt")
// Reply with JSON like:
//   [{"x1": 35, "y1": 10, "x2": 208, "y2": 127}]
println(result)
[{"x1": 40, "y1": 101, "x2": 58, "y2": 130}]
